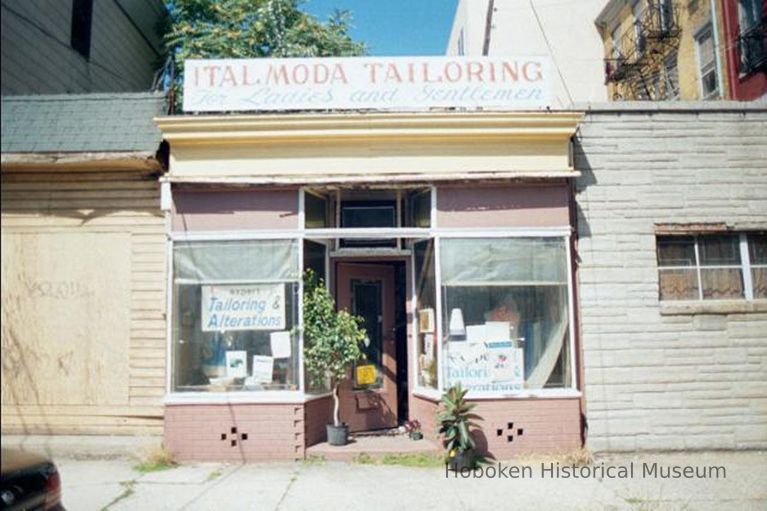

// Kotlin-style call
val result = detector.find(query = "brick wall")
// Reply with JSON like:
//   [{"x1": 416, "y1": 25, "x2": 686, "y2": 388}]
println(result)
[
  {"x1": 574, "y1": 103, "x2": 767, "y2": 452},
  {"x1": 304, "y1": 396, "x2": 333, "y2": 447},
  {"x1": 411, "y1": 394, "x2": 581, "y2": 459},
  {"x1": 164, "y1": 403, "x2": 305, "y2": 461},
  {"x1": 471, "y1": 398, "x2": 582, "y2": 459}
]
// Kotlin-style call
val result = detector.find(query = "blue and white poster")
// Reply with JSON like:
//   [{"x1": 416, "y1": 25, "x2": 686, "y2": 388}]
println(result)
[{"x1": 201, "y1": 284, "x2": 285, "y2": 332}]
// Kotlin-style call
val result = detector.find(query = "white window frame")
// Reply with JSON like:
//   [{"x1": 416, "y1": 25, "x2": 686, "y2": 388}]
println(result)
[
  {"x1": 663, "y1": 51, "x2": 680, "y2": 99},
  {"x1": 432, "y1": 231, "x2": 578, "y2": 400},
  {"x1": 165, "y1": 238, "x2": 305, "y2": 403},
  {"x1": 657, "y1": 233, "x2": 764, "y2": 302},
  {"x1": 695, "y1": 23, "x2": 719, "y2": 99},
  {"x1": 167, "y1": 186, "x2": 581, "y2": 404}
]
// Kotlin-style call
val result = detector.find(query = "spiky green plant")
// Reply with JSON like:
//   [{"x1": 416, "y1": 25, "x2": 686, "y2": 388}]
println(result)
[{"x1": 437, "y1": 383, "x2": 483, "y2": 455}]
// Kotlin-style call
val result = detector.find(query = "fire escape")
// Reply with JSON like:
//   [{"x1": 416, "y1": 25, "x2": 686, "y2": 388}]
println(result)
[
  {"x1": 736, "y1": 14, "x2": 767, "y2": 75},
  {"x1": 604, "y1": 1, "x2": 681, "y2": 100}
]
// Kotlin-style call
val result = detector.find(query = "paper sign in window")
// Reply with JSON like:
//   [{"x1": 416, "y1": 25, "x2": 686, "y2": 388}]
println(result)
[
  {"x1": 251, "y1": 355, "x2": 274, "y2": 383},
  {"x1": 201, "y1": 284, "x2": 285, "y2": 332},
  {"x1": 270, "y1": 331, "x2": 292, "y2": 359},
  {"x1": 356, "y1": 364, "x2": 377, "y2": 386},
  {"x1": 225, "y1": 350, "x2": 247, "y2": 378}
]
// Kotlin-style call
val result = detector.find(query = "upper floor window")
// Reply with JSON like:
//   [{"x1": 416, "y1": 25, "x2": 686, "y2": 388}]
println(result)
[
  {"x1": 611, "y1": 24, "x2": 623, "y2": 59},
  {"x1": 70, "y1": 0, "x2": 94, "y2": 59},
  {"x1": 657, "y1": 233, "x2": 767, "y2": 301},
  {"x1": 696, "y1": 25, "x2": 719, "y2": 99},
  {"x1": 457, "y1": 28, "x2": 465, "y2": 56},
  {"x1": 633, "y1": 1, "x2": 647, "y2": 52},
  {"x1": 663, "y1": 52, "x2": 680, "y2": 99},
  {"x1": 737, "y1": 0, "x2": 766, "y2": 74}
]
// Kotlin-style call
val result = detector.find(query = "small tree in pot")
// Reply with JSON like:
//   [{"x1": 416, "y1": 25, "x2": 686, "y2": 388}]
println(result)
[{"x1": 303, "y1": 270, "x2": 366, "y2": 446}]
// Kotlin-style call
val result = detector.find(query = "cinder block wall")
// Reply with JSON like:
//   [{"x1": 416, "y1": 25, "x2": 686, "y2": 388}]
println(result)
[{"x1": 574, "y1": 103, "x2": 767, "y2": 452}]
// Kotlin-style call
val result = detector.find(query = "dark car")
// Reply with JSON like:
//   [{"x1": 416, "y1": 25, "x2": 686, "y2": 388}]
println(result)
[{"x1": 0, "y1": 449, "x2": 64, "y2": 511}]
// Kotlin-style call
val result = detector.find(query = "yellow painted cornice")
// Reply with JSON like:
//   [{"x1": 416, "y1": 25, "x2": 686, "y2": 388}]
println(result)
[{"x1": 155, "y1": 111, "x2": 583, "y2": 146}]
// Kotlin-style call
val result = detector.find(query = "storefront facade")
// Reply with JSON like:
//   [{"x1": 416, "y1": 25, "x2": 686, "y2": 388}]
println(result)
[{"x1": 156, "y1": 108, "x2": 584, "y2": 461}]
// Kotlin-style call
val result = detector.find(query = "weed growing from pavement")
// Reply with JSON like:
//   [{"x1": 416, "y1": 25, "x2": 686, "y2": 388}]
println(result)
[
  {"x1": 133, "y1": 443, "x2": 177, "y2": 473},
  {"x1": 302, "y1": 454, "x2": 326, "y2": 465},
  {"x1": 351, "y1": 452, "x2": 444, "y2": 467},
  {"x1": 206, "y1": 468, "x2": 224, "y2": 481}
]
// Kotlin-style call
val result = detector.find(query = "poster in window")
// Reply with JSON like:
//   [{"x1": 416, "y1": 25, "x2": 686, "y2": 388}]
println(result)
[
  {"x1": 201, "y1": 284, "x2": 285, "y2": 332},
  {"x1": 251, "y1": 355, "x2": 275, "y2": 383},
  {"x1": 486, "y1": 341, "x2": 524, "y2": 384},
  {"x1": 225, "y1": 350, "x2": 247, "y2": 378}
]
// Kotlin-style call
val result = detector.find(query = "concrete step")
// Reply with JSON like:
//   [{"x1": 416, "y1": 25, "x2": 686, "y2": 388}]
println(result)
[{"x1": 306, "y1": 433, "x2": 441, "y2": 462}]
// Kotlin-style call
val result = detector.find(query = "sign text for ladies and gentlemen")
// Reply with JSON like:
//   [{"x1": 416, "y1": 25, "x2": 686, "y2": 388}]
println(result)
[{"x1": 183, "y1": 56, "x2": 551, "y2": 112}]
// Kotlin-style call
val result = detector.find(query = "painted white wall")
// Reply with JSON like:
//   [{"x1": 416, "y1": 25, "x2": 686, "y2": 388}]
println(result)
[{"x1": 447, "y1": 0, "x2": 607, "y2": 107}]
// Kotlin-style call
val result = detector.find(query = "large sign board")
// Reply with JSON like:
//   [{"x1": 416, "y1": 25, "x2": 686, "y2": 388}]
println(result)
[
  {"x1": 183, "y1": 56, "x2": 551, "y2": 112},
  {"x1": 201, "y1": 284, "x2": 285, "y2": 332}
]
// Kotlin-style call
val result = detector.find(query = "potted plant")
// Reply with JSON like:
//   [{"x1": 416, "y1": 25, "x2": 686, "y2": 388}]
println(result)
[
  {"x1": 302, "y1": 270, "x2": 367, "y2": 446},
  {"x1": 405, "y1": 420, "x2": 423, "y2": 440},
  {"x1": 437, "y1": 383, "x2": 484, "y2": 470}
]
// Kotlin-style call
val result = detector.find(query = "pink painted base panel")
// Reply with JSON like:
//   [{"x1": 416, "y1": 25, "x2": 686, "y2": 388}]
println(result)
[
  {"x1": 410, "y1": 395, "x2": 583, "y2": 461},
  {"x1": 164, "y1": 396, "x2": 582, "y2": 461},
  {"x1": 164, "y1": 403, "x2": 305, "y2": 461}
]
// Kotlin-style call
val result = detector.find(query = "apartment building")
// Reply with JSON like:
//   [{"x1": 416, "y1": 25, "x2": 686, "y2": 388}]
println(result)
[
  {"x1": 597, "y1": 0, "x2": 766, "y2": 101},
  {"x1": 447, "y1": 0, "x2": 608, "y2": 107}
]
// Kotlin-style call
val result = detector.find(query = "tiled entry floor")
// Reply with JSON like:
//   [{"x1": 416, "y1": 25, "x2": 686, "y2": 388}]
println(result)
[{"x1": 306, "y1": 432, "x2": 440, "y2": 461}]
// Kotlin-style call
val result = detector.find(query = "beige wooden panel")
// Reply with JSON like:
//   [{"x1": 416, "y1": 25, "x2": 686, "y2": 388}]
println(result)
[
  {"x1": 1, "y1": 231, "x2": 132, "y2": 406},
  {"x1": 1, "y1": 169, "x2": 167, "y2": 435}
]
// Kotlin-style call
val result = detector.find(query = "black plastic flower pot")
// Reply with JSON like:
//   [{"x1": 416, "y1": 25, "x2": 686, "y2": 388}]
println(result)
[
  {"x1": 448, "y1": 450, "x2": 474, "y2": 471},
  {"x1": 326, "y1": 423, "x2": 350, "y2": 446},
  {"x1": 409, "y1": 431, "x2": 424, "y2": 441}
]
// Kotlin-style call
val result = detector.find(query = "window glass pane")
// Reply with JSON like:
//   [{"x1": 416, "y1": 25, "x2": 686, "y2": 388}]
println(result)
[
  {"x1": 305, "y1": 193, "x2": 328, "y2": 229},
  {"x1": 408, "y1": 190, "x2": 431, "y2": 228},
  {"x1": 701, "y1": 268, "x2": 744, "y2": 299},
  {"x1": 303, "y1": 240, "x2": 326, "y2": 285},
  {"x1": 440, "y1": 238, "x2": 571, "y2": 392},
  {"x1": 659, "y1": 268, "x2": 699, "y2": 300},
  {"x1": 414, "y1": 240, "x2": 437, "y2": 389},
  {"x1": 441, "y1": 238, "x2": 567, "y2": 285},
  {"x1": 752, "y1": 268, "x2": 767, "y2": 299},
  {"x1": 657, "y1": 236, "x2": 695, "y2": 266},
  {"x1": 352, "y1": 280, "x2": 384, "y2": 389},
  {"x1": 341, "y1": 202, "x2": 396, "y2": 228},
  {"x1": 698, "y1": 28, "x2": 714, "y2": 65},
  {"x1": 174, "y1": 240, "x2": 298, "y2": 281},
  {"x1": 699, "y1": 235, "x2": 741, "y2": 265},
  {"x1": 748, "y1": 233, "x2": 767, "y2": 265},
  {"x1": 172, "y1": 240, "x2": 300, "y2": 393}
]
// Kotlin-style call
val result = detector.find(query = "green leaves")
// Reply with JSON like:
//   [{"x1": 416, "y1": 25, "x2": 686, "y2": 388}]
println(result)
[
  {"x1": 302, "y1": 270, "x2": 366, "y2": 389},
  {"x1": 163, "y1": 0, "x2": 366, "y2": 111},
  {"x1": 437, "y1": 383, "x2": 484, "y2": 456}
]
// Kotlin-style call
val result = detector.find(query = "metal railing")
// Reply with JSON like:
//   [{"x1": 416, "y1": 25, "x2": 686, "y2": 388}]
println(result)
[
  {"x1": 604, "y1": 0, "x2": 680, "y2": 84},
  {"x1": 737, "y1": 16, "x2": 767, "y2": 75}
]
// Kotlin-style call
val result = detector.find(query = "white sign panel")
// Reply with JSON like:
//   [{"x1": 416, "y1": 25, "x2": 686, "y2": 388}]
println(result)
[
  {"x1": 446, "y1": 340, "x2": 524, "y2": 393},
  {"x1": 252, "y1": 355, "x2": 275, "y2": 384},
  {"x1": 201, "y1": 284, "x2": 285, "y2": 332},
  {"x1": 183, "y1": 56, "x2": 551, "y2": 112}
]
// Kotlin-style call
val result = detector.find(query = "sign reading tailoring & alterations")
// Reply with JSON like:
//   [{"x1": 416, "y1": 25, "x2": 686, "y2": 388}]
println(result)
[{"x1": 202, "y1": 284, "x2": 285, "y2": 331}]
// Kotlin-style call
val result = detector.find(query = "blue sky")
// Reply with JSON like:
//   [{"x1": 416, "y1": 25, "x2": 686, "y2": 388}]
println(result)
[{"x1": 303, "y1": 0, "x2": 459, "y2": 56}]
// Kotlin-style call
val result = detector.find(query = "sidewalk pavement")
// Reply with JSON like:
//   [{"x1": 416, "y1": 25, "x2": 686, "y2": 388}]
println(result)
[{"x1": 44, "y1": 451, "x2": 766, "y2": 510}]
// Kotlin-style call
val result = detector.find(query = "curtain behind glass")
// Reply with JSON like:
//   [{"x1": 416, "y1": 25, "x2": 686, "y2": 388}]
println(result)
[
  {"x1": 441, "y1": 238, "x2": 567, "y2": 285},
  {"x1": 175, "y1": 240, "x2": 298, "y2": 282}
]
